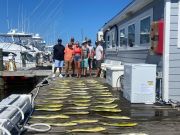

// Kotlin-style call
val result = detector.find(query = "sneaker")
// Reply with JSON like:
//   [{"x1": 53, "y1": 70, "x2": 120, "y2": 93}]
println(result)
[
  {"x1": 59, "y1": 74, "x2": 63, "y2": 78},
  {"x1": 52, "y1": 74, "x2": 56, "y2": 78}
]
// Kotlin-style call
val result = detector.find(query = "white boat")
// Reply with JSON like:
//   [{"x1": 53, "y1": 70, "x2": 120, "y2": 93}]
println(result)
[{"x1": 0, "y1": 29, "x2": 46, "y2": 70}]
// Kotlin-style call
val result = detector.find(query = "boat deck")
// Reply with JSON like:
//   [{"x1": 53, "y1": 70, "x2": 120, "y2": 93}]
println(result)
[{"x1": 25, "y1": 77, "x2": 180, "y2": 135}]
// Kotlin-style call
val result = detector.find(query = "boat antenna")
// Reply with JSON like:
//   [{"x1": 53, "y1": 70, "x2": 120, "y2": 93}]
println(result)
[
  {"x1": 81, "y1": 28, "x2": 84, "y2": 41},
  {"x1": 6, "y1": 0, "x2": 10, "y2": 30},
  {"x1": 21, "y1": 4, "x2": 24, "y2": 32}
]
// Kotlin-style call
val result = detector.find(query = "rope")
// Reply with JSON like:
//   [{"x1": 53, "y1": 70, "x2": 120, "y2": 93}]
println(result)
[
  {"x1": 24, "y1": 123, "x2": 51, "y2": 132},
  {"x1": 23, "y1": 78, "x2": 51, "y2": 133}
]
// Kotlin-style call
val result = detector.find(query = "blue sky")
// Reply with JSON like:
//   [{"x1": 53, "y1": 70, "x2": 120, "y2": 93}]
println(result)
[{"x1": 0, "y1": 0, "x2": 132, "y2": 45}]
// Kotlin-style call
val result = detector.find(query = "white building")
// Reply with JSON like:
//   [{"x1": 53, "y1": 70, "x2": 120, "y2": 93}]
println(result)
[{"x1": 100, "y1": 0, "x2": 180, "y2": 102}]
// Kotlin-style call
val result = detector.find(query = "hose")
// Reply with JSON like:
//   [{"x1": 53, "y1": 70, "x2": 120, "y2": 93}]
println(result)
[
  {"x1": 24, "y1": 123, "x2": 51, "y2": 132},
  {"x1": 21, "y1": 77, "x2": 51, "y2": 133}
]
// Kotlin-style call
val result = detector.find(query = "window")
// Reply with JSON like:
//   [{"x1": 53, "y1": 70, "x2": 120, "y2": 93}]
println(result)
[
  {"x1": 106, "y1": 35, "x2": 110, "y2": 48},
  {"x1": 128, "y1": 24, "x2": 135, "y2": 47},
  {"x1": 140, "y1": 17, "x2": 151, "y2": 44},
  {"x1": 112, "y1": 33, "x2": 115, "y2": 47},
  {"x1": 119, "y1": 29, "x2": 127, "y2": 47}
]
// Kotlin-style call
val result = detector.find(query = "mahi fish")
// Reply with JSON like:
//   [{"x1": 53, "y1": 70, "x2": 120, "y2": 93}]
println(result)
[
  {"x1": 69, "y1": 127, "x2": 106, "y2": 132},
  {"x1": 92, "y1": 108, "x2": 121, "y2": 113},
  {"x1": 36, "y1": 104, "x2": 63, "y2": 108},
  {"x1": 71, "y1": 119, "x2": 98, "y2": 124},
  {"x1": 72, "y1": 96, "x2": 92, "y2": 99},
  {"x1": 65, "y1": 106, "x2": 88, "y2": 110},
  {"x1": 101, "y1": 122, "x2": 138, "y2": 127},
  {"x1": 94, "y1": 104, "x2": 118, "y2": 109},
  {"x1": 74, "y1": 103, "x2": 91, "y2": 107},
  {"x1": 102, "y1": 116, "x2": 130, "y2": 120},
  {"x1": 64, "y1": 111, "x2": 89, "y2": 115},
  {"x1": 35, "y1": 108, "x2": 61, "y2": 111},
  {"x1": 48, "y1": 122, "x2": 77, "y2": 126},
  {"x1": 31, "y1": 114, "x2": 69, "y2": 119}
]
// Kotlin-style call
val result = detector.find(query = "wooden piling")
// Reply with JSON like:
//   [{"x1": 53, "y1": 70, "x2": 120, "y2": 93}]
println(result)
[{"x1": 0, "y1": 49, "x2": 4, "y2": 100}]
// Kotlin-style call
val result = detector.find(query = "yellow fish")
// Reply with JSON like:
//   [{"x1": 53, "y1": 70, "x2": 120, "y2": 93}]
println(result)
[
  {"x1": 102, "y1": 116, "x2": 130, "y2": 120},
  {"x1": 64, "y1": 111, "x2": 89, "y2": 115},
  {"x1": 36, "y1": 104, "x2": 63, "y2": 108},
  {"x1": 31, "y1": 114, "x2": 69, "y2": 119},
  {"x1": 92, "y1": 108, "x2": 121, "y2": 113},
  {"x1": 72, "y1": 96, "x2": 92, "y2": 99},
  {"x1": 65, "y1": 107, "x2": 88, "y2": 110},
  {"x1": 48, "y1": 122, "x2": 77, "y2": 126},
  {"x1": 69, "y1": 100, "x2": 90, "y2": 103},
  {"x1": 46, "y1": 97, "x2": 67, "y2": 100},
  {"x1": 74, "y1": 103, "x2": 91, "y2": 107},
  {"x1": 94, "y1": 104, "x2": 118, "y2": 109},
  {"x1": 35, "y1": 108, "x2": 61, "y2": 111},
  {"x1": 101, "y1": 122, "x2": 138, "y2": 127},
  {"x1": 69, "y1": 127, "x2": 106, "y2": 132},
  {"x1": 71, "y1": 119, "x2": 98, "y2": 124}
]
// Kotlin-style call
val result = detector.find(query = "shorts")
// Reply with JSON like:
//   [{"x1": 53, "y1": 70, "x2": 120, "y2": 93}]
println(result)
[
  {"x1": 96, "y1": 60, "x2": 102, "y2": 68},
  {"x1": 74, "y1": 55, "x2": 81, "y2": 62},
  {"x1": 81, "y1": 58, "x2": 88, "y2": 68},
  {"x1": 54, "y1": 60, "x2": 64, "y2": 68},
  {"x1": 88, "y1": 58, "x2": 93, "y2": 69}
]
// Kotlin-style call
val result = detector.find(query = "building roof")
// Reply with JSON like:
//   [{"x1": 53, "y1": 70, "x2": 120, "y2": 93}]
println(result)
[{"x1": 102, "y1": 0, "x2": 153, "y2": 31}]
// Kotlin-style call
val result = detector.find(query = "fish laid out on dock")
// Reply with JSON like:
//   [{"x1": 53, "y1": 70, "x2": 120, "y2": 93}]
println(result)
[
  {"x1": 101, "y1": 122, "x2": 138, "y2": 127},
  {"x1": 68, "y1": 127, "x2": 106, "y2": 132},
  {"x1": 31, "y1": 114, "x2": 69, "y2": 119},
  {"x1": 29, "y1": 79, "x2": 138, "y2": 134},
  {"x1": 102, "y1": 115, "x2": 130, "y2": 120}
]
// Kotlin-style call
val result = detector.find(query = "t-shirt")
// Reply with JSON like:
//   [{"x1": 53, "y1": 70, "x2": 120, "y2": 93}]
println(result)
[
  {"x1": 64, "y1": 46, "x2": 74, "y2": 61},
  {"x1": 95, "y1": 45, "x2": 103, "y2": 60},
  {"x1": 88, "y1": 46, "x2": 94, "y2": 59},
  {"x1": 53, "y1": 44, "x2": 65, "y2": 61},
  {"x1": 82, "y1": 46, "x2": 89, "y2": 59}
]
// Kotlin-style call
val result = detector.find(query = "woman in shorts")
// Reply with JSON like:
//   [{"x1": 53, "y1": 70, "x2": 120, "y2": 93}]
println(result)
[{"x1": 74, "y1": 42, "x2": 82, "y2": 78}]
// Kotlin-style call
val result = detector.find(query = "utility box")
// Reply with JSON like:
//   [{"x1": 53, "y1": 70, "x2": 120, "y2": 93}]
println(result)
[
  {"x1": 123, "y1": 64, "x2": 156, "y2": 104},
  {"x1": 106, "y1": 65, "x2": 124, "y2": 88}
]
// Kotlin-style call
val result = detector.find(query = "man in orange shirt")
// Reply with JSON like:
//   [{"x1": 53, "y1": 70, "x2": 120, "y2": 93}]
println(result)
[{"x1": 64, "y1": 43, "x2": 74, "y2": 77}]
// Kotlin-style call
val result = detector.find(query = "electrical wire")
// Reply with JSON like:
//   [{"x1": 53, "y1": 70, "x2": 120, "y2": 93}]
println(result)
[{"x1": 116, "y1": 75, "x2": 124, "y2": 91}]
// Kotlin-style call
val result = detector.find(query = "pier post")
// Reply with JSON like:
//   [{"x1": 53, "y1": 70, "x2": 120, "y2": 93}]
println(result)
[{"x1": 0, "y1": 49, "x2": 4, "y2": 100}]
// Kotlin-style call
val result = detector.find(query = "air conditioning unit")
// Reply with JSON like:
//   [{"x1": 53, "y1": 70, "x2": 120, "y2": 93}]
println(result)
[{"x1": 123, "y1": 64, "x2": 156, "y2": 104}]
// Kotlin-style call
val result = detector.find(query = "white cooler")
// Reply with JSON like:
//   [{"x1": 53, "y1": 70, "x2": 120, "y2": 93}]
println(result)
[
  {"x1": 123, "y1": 64, "x2": 156, "y2": 104},
  {"x1": 106, "y1": 65, "x2": 124, "y2": 88}
]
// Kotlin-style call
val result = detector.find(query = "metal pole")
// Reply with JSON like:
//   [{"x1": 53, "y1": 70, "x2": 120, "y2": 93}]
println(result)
[{"x1": 0, "y1": 49, "x2": 4, "y2": 100}]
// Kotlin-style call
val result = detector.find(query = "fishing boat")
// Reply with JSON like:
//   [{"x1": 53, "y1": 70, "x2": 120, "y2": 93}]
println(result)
[{"x1": 0, "y1": 29, "x2": 46, "y2": 70}]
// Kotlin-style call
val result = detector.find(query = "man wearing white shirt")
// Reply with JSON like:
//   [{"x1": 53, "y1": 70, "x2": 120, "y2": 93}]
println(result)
[{"x1": 95, "y1": 41, "x2": 103, "y2": 77}]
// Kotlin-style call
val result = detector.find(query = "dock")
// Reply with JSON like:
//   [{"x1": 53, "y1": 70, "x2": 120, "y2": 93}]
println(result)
[
  {"x1": 25, "y1": 77, "x2": 180, "y2": 135},
  {"x1": 1, "y1": 70, "x2": 52, "y2": 77}
]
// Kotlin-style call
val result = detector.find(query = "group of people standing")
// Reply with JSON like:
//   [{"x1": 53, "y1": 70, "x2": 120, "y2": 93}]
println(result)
[{"x1": 52, "y1": 37, "x2": 103, "y2": 78}]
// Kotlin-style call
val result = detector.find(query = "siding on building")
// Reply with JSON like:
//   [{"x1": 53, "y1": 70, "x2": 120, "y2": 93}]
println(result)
[
  {"x1": 104, "y1": 0, "x2": 164, "y2": 66},
  {"x1": 168, "y1": 0, "x2": 180, "y2": 101}
]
